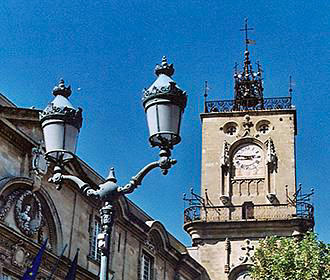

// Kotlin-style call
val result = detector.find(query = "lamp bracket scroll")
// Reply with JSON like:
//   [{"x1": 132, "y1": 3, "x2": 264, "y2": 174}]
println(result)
[{"x1": 48, "y1": 148, "x2": 177, "y2": 201}]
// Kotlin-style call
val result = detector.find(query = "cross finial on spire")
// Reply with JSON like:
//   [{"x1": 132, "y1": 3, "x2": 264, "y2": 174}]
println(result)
[
  {"x1": 289, "y1": 75, "x2": 293, "y2": 98},
  {"x1": 204, "y1": 81, "x2": 209, "y2": 99},
  {"x1": 203, "y1": 81, "x2": 210, "y2": 113},
  {"x1": 240, "y1": 18, "x2": 255, "y2": 51}
]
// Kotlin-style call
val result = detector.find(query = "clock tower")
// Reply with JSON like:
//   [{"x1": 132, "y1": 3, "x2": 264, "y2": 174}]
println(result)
[{"x1": 183, "y1": 21, "x2": 314, "y2": 280}]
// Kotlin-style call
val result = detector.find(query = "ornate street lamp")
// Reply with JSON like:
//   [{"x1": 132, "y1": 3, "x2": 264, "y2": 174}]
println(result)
[
  {"x1": 143, "y1": 56, "x2": 187, "y2": 149},
  {"x1": 39, "y1": 57, "x2": 187, "y2": 280},
  {"x1": 40, "y1": 79, "x2": 82, "y2": 165}
]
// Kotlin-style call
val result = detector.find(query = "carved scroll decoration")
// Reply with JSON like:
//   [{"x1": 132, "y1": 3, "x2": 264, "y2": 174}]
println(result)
[
  {"x1": 0, "y1": 190, "x2": 20, "y2": 221},
  {"x1": 144, "y1": 237, "x2": 156, "y2": 254},
  {"x1": 221, "y1": 140, "x2": 230, "y2": 167},
  {"x1": 265, "y1": 137, "x2": 277, "y2": 170},
  {"x1": 239, "y1": 239, "x2": 254, "y2": 264},
  {"x1": 31, "y1": 144, "x2": 48, "y2": 191},
  {"x1": 11, "y1": 240, "x2": 30, "y2": 268},
  {"x1": 31, "y1": 145, "x2": 48, "y2": 176}
]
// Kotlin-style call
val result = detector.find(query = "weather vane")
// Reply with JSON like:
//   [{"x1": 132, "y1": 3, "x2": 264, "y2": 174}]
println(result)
[
  {"x1": 289, "y1": 75, "x2": 293, "y2": 98},
  {"x1": 240, "y1": 18, "x2": 256, "y2": 51},
  {"x1": 204, "y1": 81, "x2": 209, "y2": 99}
]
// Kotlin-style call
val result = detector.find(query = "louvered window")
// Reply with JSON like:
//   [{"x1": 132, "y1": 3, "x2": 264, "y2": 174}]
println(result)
[
  {"x1": 89, "y1": 217, "x2": 101, "y2": 262},
  {"x1": 0, "y1": 273, "x2": 15, "y2": 280},
  {"x1": 140, "y1": 251, "x2": 154, "y2": 280}
]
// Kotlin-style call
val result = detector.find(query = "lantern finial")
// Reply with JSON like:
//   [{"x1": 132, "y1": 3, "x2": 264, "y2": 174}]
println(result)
[
  {"x1": 155, "y1": 56, "x2": 175, "y2": 77},
  {"x1": 53, "y1": 79, "x2": 72, "y2": 98}
]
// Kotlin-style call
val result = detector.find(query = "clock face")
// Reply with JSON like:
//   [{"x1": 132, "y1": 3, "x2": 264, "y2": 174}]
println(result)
[{"x1": 233, "y1": 144, "x2": 264, "y2": 177}]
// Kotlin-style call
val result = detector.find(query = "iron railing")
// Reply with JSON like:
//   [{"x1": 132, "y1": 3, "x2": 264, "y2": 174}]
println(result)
[
  {"x1": 204, "y1": 97, "x2": 292, "y2": 113},
  {"x1": 184, "y1": 202, "x2": 314, "y2": 224}
]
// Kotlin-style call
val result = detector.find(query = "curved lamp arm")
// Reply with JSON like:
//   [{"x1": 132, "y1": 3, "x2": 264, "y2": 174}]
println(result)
[{"x1": 48, "y1": 149, "x2": 176, "y2": 201}]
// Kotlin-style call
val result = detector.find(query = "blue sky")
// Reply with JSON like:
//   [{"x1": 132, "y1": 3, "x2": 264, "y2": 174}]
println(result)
[{"x1": 0, "y1": 1, "x2": 328, "y2": 245}]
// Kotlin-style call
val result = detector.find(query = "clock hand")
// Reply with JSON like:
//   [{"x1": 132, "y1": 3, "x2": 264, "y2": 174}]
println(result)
[
  {"x1": 236, "y1": 155, "x2": 249, "y2": 160},
  {"x1": 237, "y1": 155, "x2": 254, "y2": 160}
]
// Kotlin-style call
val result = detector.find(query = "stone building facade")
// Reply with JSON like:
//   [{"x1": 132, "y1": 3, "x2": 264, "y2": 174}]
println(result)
[
  {"x1": 0, "y1": 35, "x2": 315, "y2": 280},
  {"x1": 183, "y1": 46, "x2": 314, "y2": 279},
  {"x1": 0, "y1": 92, "x2": 208, "y2": 280}
]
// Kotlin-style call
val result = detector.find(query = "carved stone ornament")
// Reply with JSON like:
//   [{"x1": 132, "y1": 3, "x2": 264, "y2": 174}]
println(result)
[
  {"x1": 0, "y1": 252, "x2": 9, "y2": 271},
  {"x1": 0, "y1": 190, "x2": 20, "y2": 221},
  {"x1": 15, "y1": 191, "x2": 43, "y2": 237},
  {"x1": 31, "y1": 144, "x2": 48, "y2": 176},
  {"x1": 220, "y1": 140, "x2": 230, "y2": 167},
  {"x1": 265, "y1": 137, "x2": 277, "y2": 167},
  {"x1": 266, "y1": 193, "x2": 277, "y2": 203},
  {"x1": 241, "y1": 115, "x2": 254, "y2": 137},
  {"x1": 11, "y1": 240, "x2": 30, "y2": 268},
  {"x1": 220, "y1": 195, "x2": 231, "y2": 206},
  {"x1": 144, "y1": 238, "x2": 156, "y2": 254},
  {"x1": 239, "y1": 239, "x2": 254, "y2": 264}
]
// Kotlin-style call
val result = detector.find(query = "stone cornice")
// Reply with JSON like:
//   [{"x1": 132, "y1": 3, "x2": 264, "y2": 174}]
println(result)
[
  {"x1": 200, "y1": 108, "x2": 297, "y2": 135},
  {"x1": 184, "y1": 217, "x2": 314, "y2": 241},
  {"x1": 201, "y1": 108, "x2": 296, "y2": 119},
  {"x1": 0, "y1": 118, "x2": 37, "y2": 152},
  {"x1": 0, "y1": 106, "x2": 41, "y2": 122}
]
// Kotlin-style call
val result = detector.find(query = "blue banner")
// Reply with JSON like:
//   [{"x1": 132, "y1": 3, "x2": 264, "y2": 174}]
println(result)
[
  {"x1": 64, "y1": 250, "x2": 79, "y2": 280},
  {"x1": 21, "y1": 239, "x2": 48, "y2": 280}
]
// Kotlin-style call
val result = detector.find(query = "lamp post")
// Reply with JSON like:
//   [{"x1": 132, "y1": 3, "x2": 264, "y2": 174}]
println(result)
[{"x1": 39, "y1": 57, "x2": 187, "y2": 280}]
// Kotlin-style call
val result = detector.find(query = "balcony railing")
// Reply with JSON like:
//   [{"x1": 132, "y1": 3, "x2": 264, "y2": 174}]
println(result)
[
  {"x1": 183, "y1": 202, "x2": 314, "y2": 224},
  {"x1": 204, "y1": 97, "x2": 292, "y2": 113}
]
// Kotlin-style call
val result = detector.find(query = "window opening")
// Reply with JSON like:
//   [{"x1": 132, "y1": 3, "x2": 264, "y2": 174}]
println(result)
[
  {"x1": 259, "y1": 124, "x2": 269, "y2": 134},
  {"x1": 140, "y1": 251, "x2": 154, "y2": 280},
  {"x1": 89, "y1": 217, "x2": 101, "y2": 262},
  {"x1": 227, "y1": 126, "x2": 237, "y2": 135},
  {"x1": 242, "y1": 202, "x2": 254, "y2": 219}
]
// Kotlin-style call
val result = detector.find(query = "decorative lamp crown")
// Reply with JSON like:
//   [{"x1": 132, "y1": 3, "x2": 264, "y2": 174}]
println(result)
[
  {"x1": 155, "y1": 56, "x2": 175, "y2": 77},
  {"x1": 40, "y1": 79, "x2": 83, "y2": 164},
  {"x1": 52, "y1": 78, "x2": 72, "y2": 98},
  {"x1": 142, "y1": 56, "x2": 187, "y2": 149}
]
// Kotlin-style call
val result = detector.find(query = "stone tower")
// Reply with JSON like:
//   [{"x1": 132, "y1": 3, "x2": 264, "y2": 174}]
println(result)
[{"x1": 183, "y1": 22, "x2": 314, "y2": 280}]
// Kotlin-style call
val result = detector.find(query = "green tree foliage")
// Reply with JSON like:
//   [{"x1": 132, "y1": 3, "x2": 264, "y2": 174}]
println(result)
[{"x1": 250, "y1": 232, "x2": 330, "y2": 280}]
